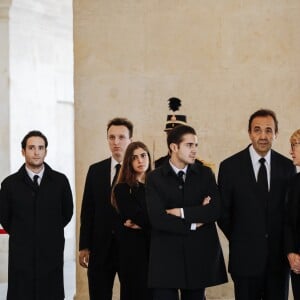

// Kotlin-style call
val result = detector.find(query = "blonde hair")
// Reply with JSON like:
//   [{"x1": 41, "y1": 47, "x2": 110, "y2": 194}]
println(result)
[{"x1": 290, "y1": 129, "x2": 300, "y2": 143}]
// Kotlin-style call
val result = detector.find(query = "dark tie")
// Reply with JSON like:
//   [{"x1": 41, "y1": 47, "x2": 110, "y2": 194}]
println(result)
[
  {"x1": 177, "y1": 170, "x2": 185, "y2": 189},
  {"x1": 257, "y1": 157, "x2": 268, "y2": 192},
  {"x1": 33, "y1": 175, "x2": 39, "y2": 188},
  {"x1": 112, "y1": 164, "x2": 121, "y2": 187}
]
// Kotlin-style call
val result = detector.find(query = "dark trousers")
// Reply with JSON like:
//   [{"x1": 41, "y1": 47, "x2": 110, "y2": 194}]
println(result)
[
  {"x1": 291, "y1": 271, "x2": 300, "y2": 300},
  {"x1": 232, "y1": 269, "x2": 289, "y2": 300},
  {"x1": 87, "y1": 235, "x2": 121, "y2": 300},
  {"x1": 152, "y1": 288, "x2": 205, "y2": 300}
]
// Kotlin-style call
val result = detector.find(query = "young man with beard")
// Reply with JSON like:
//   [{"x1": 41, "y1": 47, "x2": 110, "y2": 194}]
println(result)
[{"x1": 146, "y1": 125, "x2": 227, "y2": 300}]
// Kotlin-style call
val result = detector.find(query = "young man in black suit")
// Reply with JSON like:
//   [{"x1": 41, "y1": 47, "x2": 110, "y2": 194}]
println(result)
[
  {"x1": 146, "y1": 125, "x2": 227, "y2": 300},
  {"x1": 0, "y1": 130, "x2": 73, "y2": 300},
  {"x1": 218, "y1": 109, "x2": 296, "y2": 300},
  {"x1": 79, "y1": 117, "x2": 133, "y2": 300}
]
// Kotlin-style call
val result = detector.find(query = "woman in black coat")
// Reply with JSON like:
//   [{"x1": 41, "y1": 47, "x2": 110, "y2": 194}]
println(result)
[
  {"x1": 112, "y1": 141, "x2": 152, "y2": 300},
  {"x1": 285, "y1": 129, "x2": 300, "y2": 299}
]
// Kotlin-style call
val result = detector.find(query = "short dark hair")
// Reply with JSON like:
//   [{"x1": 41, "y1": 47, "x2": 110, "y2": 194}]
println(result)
[
  {"x1": 107, "y1": 117, "x2": 133, "y2": 138},
  {"x1": 248, "y1": 109, "x2": 278, "y2": 134},
  {"x1": 167, "y1": 125, "x2": 197, "y2": 151},
  {"x1": 21, "y1": 130, "x2": 48, "y2": 149}
]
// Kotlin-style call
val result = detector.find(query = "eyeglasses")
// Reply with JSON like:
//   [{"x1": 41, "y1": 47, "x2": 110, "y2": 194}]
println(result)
[{"x1": 291, "y1": 142, "x2": 300, "y2": 151}]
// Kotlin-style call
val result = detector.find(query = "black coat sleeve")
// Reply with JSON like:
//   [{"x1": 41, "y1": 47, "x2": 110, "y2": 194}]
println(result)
[
  {"x1": 79, "y1": 166, "x2": 95, "y2": 250},
  {"x1": 61, "y1": 174, "x2": 73, "y2": 227},
  {"x1": 183, "y1": 167, "x2": 221, "y2": 224},
  {"x1": 146, "y1": 172, "x2": 191, "y2": 235},
  {"x1": 0, "y1": 178, "x2": 12, "y2": 233},
  {"x1": 114, "y1": 183, "x2": 149, "y2": 228},
  {"x1": 217, "y1": 160, "x2": 233, "y2": 240}
]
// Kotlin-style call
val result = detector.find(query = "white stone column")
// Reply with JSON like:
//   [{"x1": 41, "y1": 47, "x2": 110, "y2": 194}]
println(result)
[
  {"x1": 0, "y1": 0, "x2": 11, "y2": 183},
  {"x1": 0, "y1": 0, "x2": 11, "y2": 285}
]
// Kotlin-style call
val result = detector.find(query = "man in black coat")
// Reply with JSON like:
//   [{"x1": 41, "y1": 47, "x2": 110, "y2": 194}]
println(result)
[
  {"x1": 79, "y1": 117, "x2": 133, "y2": 300},
  {"x1": 218, "y1": 109, "x2": 296, "y2": 300},
  {"x1": 146, "y1": 125, "x2": 227, "y2": 300},
  {"x1": 0, "y1": 130, "x2": 73, "y2": 300}
]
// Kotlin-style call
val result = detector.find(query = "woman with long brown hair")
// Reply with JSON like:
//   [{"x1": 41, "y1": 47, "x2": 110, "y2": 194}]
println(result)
[{"x1": 112, "y1": 141, "x2": 152, "y2": 300}]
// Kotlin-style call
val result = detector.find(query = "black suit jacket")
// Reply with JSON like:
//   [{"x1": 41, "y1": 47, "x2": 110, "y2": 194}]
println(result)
[
  {"x1": 79, "y1": 158, "x2": 120, "y2": 265},
  {"x1": 218, "y1": 146, "x2": 295, "y2": 277},
  {"x1": 146, "y1": 162, "x2": 227, "y2": 289},
  {"x1": 284, "y1": 173, "x2": 300, "y2": 255}
]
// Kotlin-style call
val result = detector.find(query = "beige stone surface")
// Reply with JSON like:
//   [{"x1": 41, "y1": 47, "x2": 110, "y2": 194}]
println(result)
[{"x1": 74, "y1": 1, "x2": 300, "y2": 298}]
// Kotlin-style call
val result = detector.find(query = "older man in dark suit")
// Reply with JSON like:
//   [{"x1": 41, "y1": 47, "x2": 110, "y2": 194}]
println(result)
[
  {"x1": 218, "y1": 109, "x2": 296, "y2": 300},
  {"x1": 79, "y1": 117, "x2": 133, "y2": 300},
  {"x1": 146, "y1": 125, "x2": 227, "y2": 300},
  {"x1": 0, "y1": 130, "x2": 73, "y2": 300}
]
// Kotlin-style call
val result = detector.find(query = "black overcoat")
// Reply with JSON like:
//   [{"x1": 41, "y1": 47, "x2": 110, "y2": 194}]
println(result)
[
  {"x1": 0, "y1": 163, "x2": 73, "y2": 300},
  {"x1": 146, "y1": 162, "x2": 227, "y2": 289}
]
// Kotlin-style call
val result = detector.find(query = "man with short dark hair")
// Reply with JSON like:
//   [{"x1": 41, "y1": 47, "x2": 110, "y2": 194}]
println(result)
[
  {"x1": 218, "y1": 109, "x2": 296, "y2": 300},
  {"x1": 146, "y1": 124, "x2": 227, "y2": 300},
  {"x1": 79, "y1": 117, "x2": 133, "y2": 300},
  {"x1": 0, "y1": 130, "x2": 73, "y2": 300}
]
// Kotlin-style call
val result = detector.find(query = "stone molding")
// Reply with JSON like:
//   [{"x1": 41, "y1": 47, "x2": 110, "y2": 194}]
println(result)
[{"x1": 0, "y1": 0, "x2": 12, "y2": 19}]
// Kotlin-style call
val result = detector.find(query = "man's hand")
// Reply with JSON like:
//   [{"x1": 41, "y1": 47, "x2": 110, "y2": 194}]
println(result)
[
  {"x1": 79, "y1": 249, "x2": 90, "y2": 268},
  {"x1": 202, "y1": 196, "x2": 211, "y2": 205},
  {"x1": 124, "y1": 219, "x2": 142, "y2": 229},
  {"x1": 166, "y1": 208, "x2": 181, "y2": 217},
  {"x1": 166, "y1": 196, "x2": 211, "y2": 219},
  {"x1": 288, "y1": 253, "x2": 300, "y2": 274}
]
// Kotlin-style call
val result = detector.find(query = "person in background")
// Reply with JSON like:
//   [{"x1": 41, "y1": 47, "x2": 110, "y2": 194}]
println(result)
[
  {"x1": 79, "y1": 117, "x2": 133, "y2": 300},
  {"x1": 284, "y1": 129, "x2": 300, "y2": 299},
  {"x1": 147, "y1": 124, "x2": 227, "y2": 300},
  {"x1": 218, "y1": 109, "x2": 296, "y2": 300},
  {"x1": 155, "y1": 97, "x2": 214, "y2": 172},
  {"x1": 154, "y1": 97, "x2": 188, "y2": 168},
  {"x1": 112, "y1": 141, "x2": 152, "y2": 300},
  {"x1": 0, "y1": 130, "x2": 73, "y2": 300}
]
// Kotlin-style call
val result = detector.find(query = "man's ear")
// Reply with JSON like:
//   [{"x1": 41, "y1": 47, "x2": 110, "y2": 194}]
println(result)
[
  {"x1": 169, "y1": 143, "x2": 178, "y2": 153},
  {"x1": 21, "y1": 149, "x2": 25, "y2": 157}
]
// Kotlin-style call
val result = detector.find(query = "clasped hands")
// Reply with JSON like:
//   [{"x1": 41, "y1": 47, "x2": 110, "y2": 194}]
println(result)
[
  {"x1": 123, "y1": 219, "x2": 142, "y2": 229},
  {"x1": 165, "y1": 196, "x2": 211, "y2": 228}
]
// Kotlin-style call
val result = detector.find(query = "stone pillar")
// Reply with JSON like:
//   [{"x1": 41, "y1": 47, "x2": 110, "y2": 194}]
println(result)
[
  {"x1": 0, "y1": 0, "x2": 11, "y2": 284},
  {"x1": 0, "y1": 1, "x2": 11, "y2": 182}
]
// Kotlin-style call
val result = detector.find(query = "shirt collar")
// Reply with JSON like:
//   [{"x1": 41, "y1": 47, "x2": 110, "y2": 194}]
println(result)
[
  {"x1": 249, "y1": 145, "x2": 271, "y2": 166},
  {"x1": 169, "y1": 160, "x2": 188, "y2": 175},
  {"x1": 25, "y1": 165, "x2": 45, "y2": 181},
  {"x1": 111, "y1": 157, "x2": 121, "y2": 169}
]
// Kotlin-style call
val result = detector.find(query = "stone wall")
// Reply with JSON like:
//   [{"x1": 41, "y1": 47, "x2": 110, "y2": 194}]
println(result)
[{"x1": 73, "y1": 1, "x2": 300, "y2": 298}]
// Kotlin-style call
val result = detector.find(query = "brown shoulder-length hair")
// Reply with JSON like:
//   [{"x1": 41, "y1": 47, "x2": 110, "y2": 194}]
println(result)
[{"x1": 111, "y1": 141, "x2": 152, "y2": 210}]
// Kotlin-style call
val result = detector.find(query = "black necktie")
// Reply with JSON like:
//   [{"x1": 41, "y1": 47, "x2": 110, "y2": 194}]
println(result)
[
  {"x1": 112, "y1": 164, "x2": 121, "y2": 187},
  {"x1": 33, "y1": 175, "x2": 39, "y2": 188},
  {"x1": 177, "y1": 170, "x2": 185, "y2": 189},
  {"x1": 257, "y1": 157, "x2": 268, "y2": 192}
]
